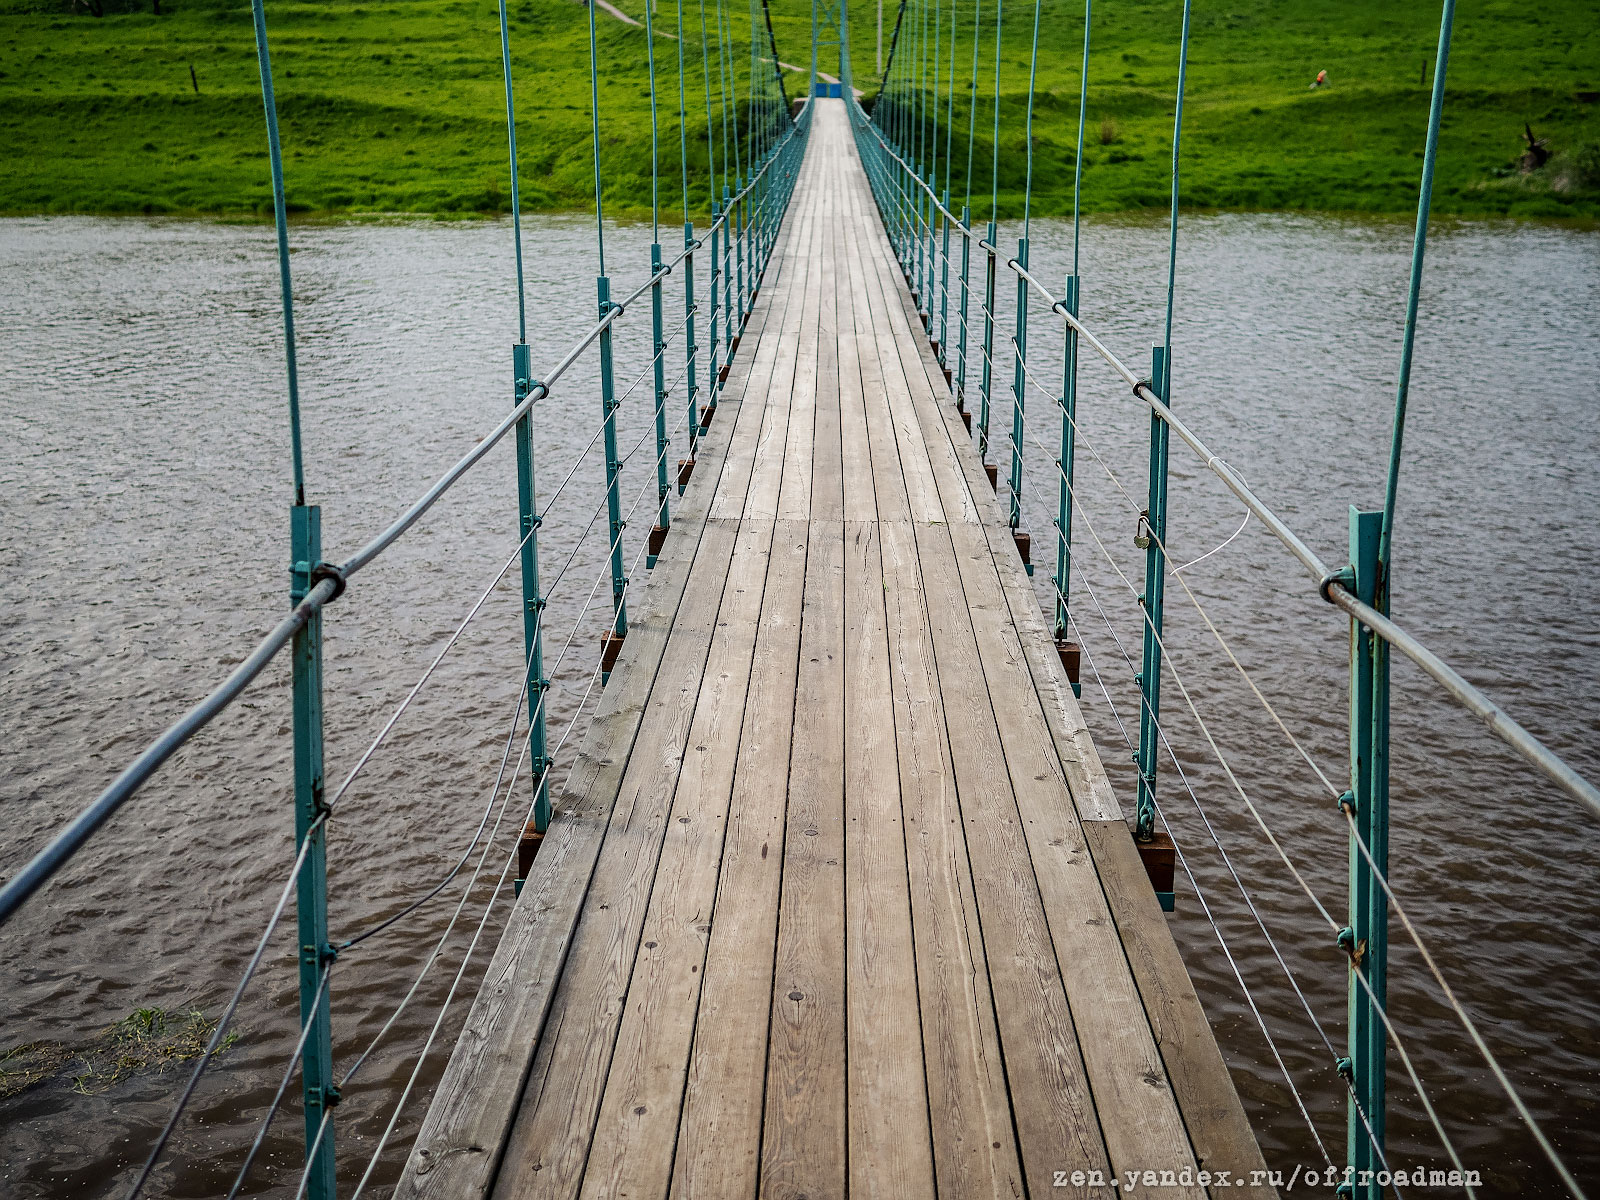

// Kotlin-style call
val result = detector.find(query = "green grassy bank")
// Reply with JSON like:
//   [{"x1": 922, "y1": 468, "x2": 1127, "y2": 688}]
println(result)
[{"x1": 0, "y1": 0, "x2": 1596, "y2": 219}]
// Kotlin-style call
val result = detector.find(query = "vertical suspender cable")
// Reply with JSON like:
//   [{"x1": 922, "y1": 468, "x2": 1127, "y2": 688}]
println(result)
[
  {"x1": 679, "y1": 0, "x2": 701, "y2": 454},
  {"x1": 498, "y1": 0, "x2": 552, "y2": 845},
  {"x1": 252, "y1": 0, "x2": 305, "y2": 507},
  {"x1": 1006, "y1": 0, "x2": 1041, "y2": 537},
  {"x1": 955, "y1": 0, "x2": 980, "y2": 410},
  {"x1": 1134, "y1": 0, "x2": 1192, "y2": 844},
  {"x1": 587, "y1": 0, "x2": 628, "y2": 669},
  {"x1": 646, "y1": 0, "x2": 672, "y2": 564},
  {"x1": 1377, "y1": 0, "x2": 1455, "y2": 589},
  {"x1": 1053, "y1": 0, "x2": 1090, "y2": 659},
  {"x1": 978, "y1": 0, "x2": 1001, "y2": 464},
  {"x1": 248, "y1": 4, "x2": 334, "y2": 1193}
]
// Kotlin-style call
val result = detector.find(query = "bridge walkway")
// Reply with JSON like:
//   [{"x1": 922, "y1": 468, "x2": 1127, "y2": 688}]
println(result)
[{"x1": 398, "y1": 99, "x2": 1269, "y2": 1200}]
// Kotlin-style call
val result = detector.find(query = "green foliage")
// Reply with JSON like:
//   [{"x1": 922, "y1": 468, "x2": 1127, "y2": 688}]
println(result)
[
  {"x1": 0, "y1": 1005, "x2": 236, "y2": 1099},
  {"x1": 0, "y1": 0, "x2": 1595, "y2": 218}
]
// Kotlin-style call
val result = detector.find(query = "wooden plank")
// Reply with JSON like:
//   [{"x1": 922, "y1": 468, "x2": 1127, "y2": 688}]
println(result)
[
  {"x1": 844, "y1": 169, "x2": 1023, "y2": 1200},
  {"x1": 907, "y1": 505, "x2": 1114, "y2": 1198},
  {"x1": 808, "y1": 139, "x2": 844, "y2": 525},
  {"x1": 774, "y1": 163, "x2": 825, "y2": 522},
  {"x1": 759, "y1": 519, "x2": 846, "y2": 1200},
  {"x1": 393, "y1": 234, "x2": 784, "y2": 1200},
  {"x1": 854, "y1": 161, "x2": 1205, "y2": 1194},
  {"x1": 1084, "y1": 819, "x2": 1274, "y2": 1200},
  {"x1": 672, "y1": 519, "x2": 808, "y2": 1200},
  {"x1": 942, "y1": 517, "x2": 1204, "y2": 1196},
  {"x1": 842, "y1": 518, "x2": 935, "y2": 1200},
  {"x1": 574, "y1": 515, "x2": 778, "y2": 1200},
  {"x1": 877, "y1": 520, "x2": 1024, "y2": 1200},
  {"x1": 871, "y1": 189, "x2": 1121, "y2": 826},
  {"x1": 854, "y1": 127, "x2": 1267, "y2": 1197},
  {"x1": 715, "y1": 172, "x2": 820, "y2": 522},
  {"x1": 455, "y1": 166, "x2": 811, "y2": 1200},
  {"x1": 491, "y1": 517, "x2": 743, "y2": 1200}
]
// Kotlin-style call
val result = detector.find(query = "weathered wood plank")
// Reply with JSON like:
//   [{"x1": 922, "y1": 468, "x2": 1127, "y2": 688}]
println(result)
[
  {"x1": 844, "y1": 181, "x2": 1024, "y2": 1200},
  {"x1": 671, "y1": 519, "x2": 809, "y2": 1200},
  {"x1": 1084, "y1": 819, "x2": 1275, "y2": 1200},
  {"x1": 393, "y1": 213, "x2": 790, "y2": 1199},
  {"x1": 842, "y1": 518, "x2": 936, "y2": 1200},
  {"x1": 759, "y1": 519, "x2": 846, "y2": 1200},
  {"x1": 574, "y1": 514, "x2": 777, "y2": 1200},
  {"x1": 490, "y1": 517, "x2": 741, "y2": 1200}
]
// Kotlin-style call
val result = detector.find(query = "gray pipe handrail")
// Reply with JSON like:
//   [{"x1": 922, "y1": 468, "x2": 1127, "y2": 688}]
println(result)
[
  {"x1": 849, "y1": 96, "x2": 1600, "y2": 823},
  {"x1": 0, "y1": 106, "x2": 816, "y2": 928}
]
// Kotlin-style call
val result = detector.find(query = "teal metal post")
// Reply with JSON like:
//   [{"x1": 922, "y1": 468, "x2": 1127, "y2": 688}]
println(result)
[
  {"x1": 650, "y1": 243, "x2": 670, "y2": 567},
  {"x1": 1342, "y1": 507, "x2": 1389, "y2": 1198},
  {"x1": 956, "y1": 205, "x2": 971, "y2": 409},
  {"x1": 684, "y1": 220, "x2": 700, "y2": 468},
  {"x1": 597, "y1": 274, "x2": 628, "y2": 681},
  {"x1": 735, "y1": 176, "x2": 748, "y2": 332},
  {"x1": 722, "y1": 184, "x2": 736, "y2": 362},
  {"x1": 1007, "y1": 237, "x2": 1028, "y2": 537},
  {"x1": 1135, "y1": 345, "x2": 1171, "y2": 844},
  {"x1": 512, "y1": 345, "x2": 552, "y2": 834},
  {"x1": 1054, "y1": 274, "x2": 1080, "y2": 691},
  {"x1": 978, "y1": 222, "x2": 997, "y2": 465},
  {"x1": 289, "y1": 505, "x2": 337, "y2": 1200},
  {"x1": 708, "y1": 202, "x2": 721, "y2": 418},
  {"x1": 938, "y1": 187, "x2": 950, "y2": 362}
]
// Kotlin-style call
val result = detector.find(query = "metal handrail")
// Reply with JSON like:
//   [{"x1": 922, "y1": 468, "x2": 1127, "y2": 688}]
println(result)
[
  {"x1": 848, "y1": 96, "x2": 1600, "y2": 823},
  {"x1": 0, "y1": 103, "x2": 815, "y2": 928}
]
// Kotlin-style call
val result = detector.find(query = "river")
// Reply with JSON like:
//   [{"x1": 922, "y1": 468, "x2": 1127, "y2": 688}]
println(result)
[{"x1": 1, "y1": 210, "x2": 1596, "y2": 1196}]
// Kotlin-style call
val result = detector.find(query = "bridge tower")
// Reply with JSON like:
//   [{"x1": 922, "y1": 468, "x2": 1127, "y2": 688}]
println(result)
[{"x1": 810, "y1": 0, "x2": 848, "y2": 97}]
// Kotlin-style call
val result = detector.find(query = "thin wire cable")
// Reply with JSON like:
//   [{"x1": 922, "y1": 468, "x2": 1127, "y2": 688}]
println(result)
[
  {"x1": 338, "y1": 434, "x2": 685, "y2": 1199},
  {"x1": 222, "y1": 964, "x2": 334, "y2": 1200},
  {"x1": 124, "y1": 824, "x2": 321, "y2": 1200}
]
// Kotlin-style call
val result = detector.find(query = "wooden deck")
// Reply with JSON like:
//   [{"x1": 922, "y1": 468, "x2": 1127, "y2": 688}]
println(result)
[{"x1": 397, "y1": 100, "x2": 1270, "y2": 1200}]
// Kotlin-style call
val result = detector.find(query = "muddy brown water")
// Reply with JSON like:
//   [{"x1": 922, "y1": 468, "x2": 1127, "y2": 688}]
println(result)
[{"x1": 1, "y1": 211, "x2": 1596, "y2": 1196}]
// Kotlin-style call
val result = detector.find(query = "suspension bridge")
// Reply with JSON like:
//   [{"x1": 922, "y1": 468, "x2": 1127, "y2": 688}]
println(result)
[{"x1": 2, "y1": 0, "x2": 1596, "y2": 1197}]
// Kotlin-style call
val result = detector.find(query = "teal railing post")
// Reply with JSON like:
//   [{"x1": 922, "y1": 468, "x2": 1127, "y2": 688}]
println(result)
[
  {"x1": 1007, "y1": 236, "x2": 1029, "y2": 560},
  {"x1": 938, "y1": 186, "x2": 951, "y2": 363},
  {"x1": 597, "y1": 274, "x2": 628, "y2": 682},
  {"x1": 722, "y1": 184, "x2": 736, "y2": 366},
  {"x1": 978, "y1": 221, "x2": 997, "y2": 472},
  {"x1": 1134, "y1": 345, "x2": 1171, "y2": 875},
  {"x1": 289, "y1": 506, "x2": 337, "y2": 1200},
  {"x1": 734, "y1": 175, "x2": 748, "y2": 335},
  {"x1": 511, "y1": 344, "x2": 551, "y2": 846},
  {"x1": 1053, "y1": 274, "x2": 1080, "y2": 695},
  {"x1": 707, "y1": 201, "x2": 721, "y2": 422},
  {"x1": 1341, "y1": 507, "x2": 1389, "y2": 1198},
  {"x1": 683, "y1": 219, "x2": 700, "y2": 484},
  {"x1": 955, "y1": 204, "x2": 971, "y2": 415},
  {"x1": 649, "y1": 242, "x2": 671, "y2": 568}
]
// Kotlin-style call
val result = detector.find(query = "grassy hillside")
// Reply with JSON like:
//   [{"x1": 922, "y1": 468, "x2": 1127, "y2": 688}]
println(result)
[{"x1": 0, "y1": 0, "x2": 1596, "y2": 219}]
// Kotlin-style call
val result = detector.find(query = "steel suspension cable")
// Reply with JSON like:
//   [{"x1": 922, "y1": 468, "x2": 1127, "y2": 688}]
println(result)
[
  {"x1": 1378, "y1": 0, "x2": 1456, "y2": 587},
  {"x1": 1071, "y1": 0, "x2": 1090, "y2": 276},
  {"x1": 646, "y1": 0, "x2": 661, "y2": 241},
  {"x1": 1020, "y1": 0, "x2": 1039, "y2": 237},
  {"x1": 586, "y1": 0, "x2": 607, "y2": 275}
]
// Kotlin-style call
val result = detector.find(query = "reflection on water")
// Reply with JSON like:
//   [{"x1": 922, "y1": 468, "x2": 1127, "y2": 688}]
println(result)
[{"x1": 0, "y1": 210, "x2": 1596, "y2": 1196}]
